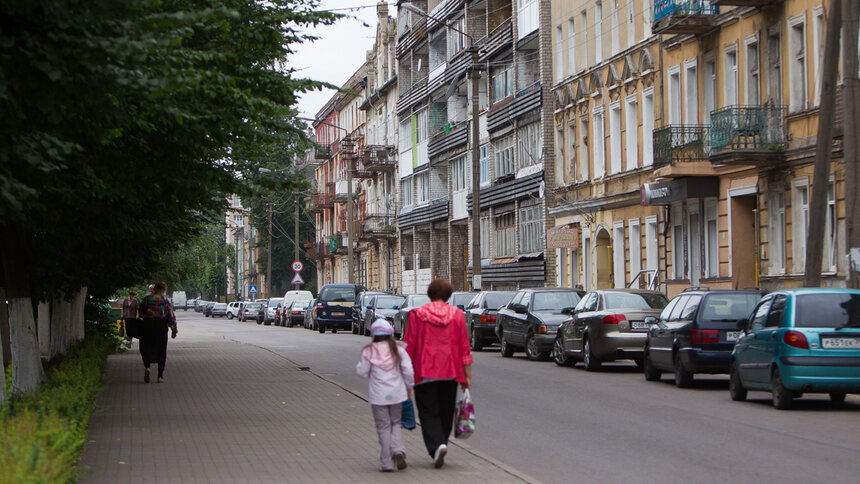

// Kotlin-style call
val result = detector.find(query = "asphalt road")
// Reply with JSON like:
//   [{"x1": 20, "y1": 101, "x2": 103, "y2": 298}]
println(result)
[{"x1": 177, "y1": 311, "x2": 860, "y2": 484}]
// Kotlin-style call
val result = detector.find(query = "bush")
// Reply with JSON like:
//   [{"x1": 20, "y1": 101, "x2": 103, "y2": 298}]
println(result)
[{"x1": 0, "y1": 302, "x2": 120, "y2": 484}]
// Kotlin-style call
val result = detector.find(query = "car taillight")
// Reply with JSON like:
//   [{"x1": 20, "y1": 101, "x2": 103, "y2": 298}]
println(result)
[
  {"x1": 316, "y1": 304, "x2": 324, "y2": 313},
  {"x1": 602, "y1": 314, "x2": 627, "y2": 325},
  {"x1": 783, "y1": 331, "x2": 809, "y2": 349},
  {"x1": 690, "y1": 329, "x2": 719, "y2": 344},
  {"x1": 480, "y1": 314, "x2": 496, "y2": 323}
]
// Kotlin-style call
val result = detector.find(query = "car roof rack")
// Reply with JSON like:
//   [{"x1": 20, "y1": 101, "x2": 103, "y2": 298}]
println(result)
[
  {"x1": 682, "y1": 286, "x2": 710, "y2": 292},
  {"x1": 742, "y1": 286, "x2": 768, "y2": 292}
]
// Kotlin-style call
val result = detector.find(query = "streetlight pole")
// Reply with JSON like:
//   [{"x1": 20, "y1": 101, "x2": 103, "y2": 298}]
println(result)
[
  {"x1": 401, "y1": 3, "x2": 482, "y2": 289},
  {"x1": 266, "y1": 202, "x2": 273, "y2": 299},
  {"x1": 294, "y1": 194, "x2": 301, "y2": 289}
]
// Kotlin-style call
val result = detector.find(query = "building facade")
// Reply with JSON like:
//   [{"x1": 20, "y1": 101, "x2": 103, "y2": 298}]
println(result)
[{"x1": 226, "y1": 194, "x2": 264, "y2": 300}]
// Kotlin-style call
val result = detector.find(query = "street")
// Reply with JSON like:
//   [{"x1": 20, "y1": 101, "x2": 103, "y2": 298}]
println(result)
[{"x1": 181, "y1": 311, "x2": 860, "y2": 484}]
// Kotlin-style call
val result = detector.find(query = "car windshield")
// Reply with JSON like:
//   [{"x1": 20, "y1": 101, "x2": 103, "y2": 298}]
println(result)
[
  {"x1": 214, "y1": 303, "x2": 227, "y2": 309},
  {"x1": 247, "y1": 303, "x2": 262, "y2": 309},
  {"x1": 485, "y1": 292, "x2": 516, "y2": 310},
  {"x1": 269, "y1": 298, "x2": 283, "y2": 306},
  {"x1": 700, "y1": 293, "x2": 763, "y2": 322},
  {"x1": 605, "y1": 292, "x2": 668, "y2": 310},
  {"x1": 410, "y1": 295, "x2": 431, "y2": 307},
  {"x1": 319, "y1": 287, "x2": 357, "y2": 302},
  {"x1": 532, "y1": 292, "x2": 582, "y2": 312},
  {"x1": 450, "y1": 293, "x2": 475, "y2": 307},
  {"x1": 796, "y1": 293, "x2": 860, "y2": 328},
  {"x1": 375, "y1": 296, "x2": 405, "y2": 309}
]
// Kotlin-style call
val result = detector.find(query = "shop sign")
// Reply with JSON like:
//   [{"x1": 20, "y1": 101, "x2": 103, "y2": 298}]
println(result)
[{"x1": 547, "y1": 227, "x2": 579, "y2": 249}]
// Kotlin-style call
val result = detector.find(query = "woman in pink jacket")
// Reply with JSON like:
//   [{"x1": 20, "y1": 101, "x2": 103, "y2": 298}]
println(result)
[{"x1": 403, "y1": 278, "x2": 473, "y2": 469}]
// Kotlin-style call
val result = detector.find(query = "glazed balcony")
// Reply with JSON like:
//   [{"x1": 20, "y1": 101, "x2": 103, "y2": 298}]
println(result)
[
  {"x1": 653, "y1": 125, "x2": 711, "y2": 168},
  {"x1": 709, "y1": 105, "x2": 787, "y2": 165},
  {"x1": 652, "y1": 0, "x2": 718, "y2": 35}
]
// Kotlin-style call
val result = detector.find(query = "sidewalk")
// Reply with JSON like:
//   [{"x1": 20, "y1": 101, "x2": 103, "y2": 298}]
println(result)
[{"x1": 78, "y1": 323, "x2": 534, "y2": 483}]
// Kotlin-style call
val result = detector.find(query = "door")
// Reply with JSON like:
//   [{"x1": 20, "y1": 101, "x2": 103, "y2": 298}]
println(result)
[
  {"x1": 499, "y1": 292, "x2": 523, "y2": 342},
  {"x1": 595, "y1": 229, "x2": 612, "y2": 289},
  {"x1": 509, "y1": 292, "x2": 532, "y2": 345},
  {"x1": 736, "y1": 296, "x2": 774, "y2": 386},
  {"x1": 651, "y1": 295, "x2": 691, "y2": 368},
  {"x1": 688, "y1": 209, "x2": 701, "y2": 287},
  {"x1": 730, "y1": 195, "x2": 757, "y2": 288}
]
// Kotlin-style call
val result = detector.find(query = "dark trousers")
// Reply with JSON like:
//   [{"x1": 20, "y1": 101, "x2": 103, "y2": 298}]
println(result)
[
  {"x1": 414, "y1": 380, "x2": 459, "y2": 456},
  {"x1": 139, "y1": 319, "x2": 169, "y2": 377}
]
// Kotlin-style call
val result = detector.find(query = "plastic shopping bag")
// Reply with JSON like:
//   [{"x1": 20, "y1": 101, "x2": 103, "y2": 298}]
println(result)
[
  {"x1": 454, "y1": 389, "x2": 475, "y2": 439},
  {"x1": 401, "y1": 399, "x2": 416, "y2": 430}
]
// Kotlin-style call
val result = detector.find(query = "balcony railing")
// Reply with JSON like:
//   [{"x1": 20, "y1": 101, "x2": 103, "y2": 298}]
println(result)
[
  {"x1": 428, "y1": 120, "x2": 469, "y2": 159},
  {"x1": 362, "y1": 145, "x2": 397, "y2": 172},
  {"x1": 313, "y1": 144, "x2": 332, "y2": 160},
  {"x1": 653, "y1": 125, "x2": 711, "y2": 167},
  {"x1": 652, "y1": 0, "x2": 718, "y2": 35},
  {"x1": 312, "y1": 191, "x2": 333, "y2": 209},
  {"x1": 709, "y1": 105, "x2": 786, "y2": 164},
  {"x1": 712, "y1": 0, "x2": 778, "y2": 6},
  {"x1": 361, "y1": 214, "x2": 397, "y2": 239}
]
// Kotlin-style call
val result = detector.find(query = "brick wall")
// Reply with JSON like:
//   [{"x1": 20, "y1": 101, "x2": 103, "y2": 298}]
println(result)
[
  {"x1": 449, "y1": 223, "x2": 468, "y2": 290},
  {"x1": 431, "y1": 225, "x2": 450, "y2": 280},
  {"x1": 539, "y1": 0, "x2": 556, "y2": 287}
]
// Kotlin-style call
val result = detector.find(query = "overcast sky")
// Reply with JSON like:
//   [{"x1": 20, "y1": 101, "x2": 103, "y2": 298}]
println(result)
[{"x1": 291, "y1": 1, "x2": 389, "y2": 122}]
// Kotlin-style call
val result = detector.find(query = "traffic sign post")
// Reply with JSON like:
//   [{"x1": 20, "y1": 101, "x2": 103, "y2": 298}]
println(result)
[
  {"x1": 291, "y1": 272, "x2": 304, "y2": 285},
  {"x1": 291, "y1": 261, "x2": 303, "y2": 272},
  {"x1": 249, "y1": 285, "x2": 258, "y2": 294}
]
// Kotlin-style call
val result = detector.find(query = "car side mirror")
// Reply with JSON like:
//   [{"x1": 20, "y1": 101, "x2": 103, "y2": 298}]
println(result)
[
  {"x1": 561, "y1": 307, "x2": 572, "y2": 315},
  {"x1": 457, "y1": 304, "x2": 465, "y2": 310},
  {"x1": 644, "y1": 316, "x2": 658, "y2": 326},
  {"x1": 736, "y1": 320, "x2": 748, "y2": 332},
  {"x1": 513, "y1": 304, "x2": 527, "y2": 314}
]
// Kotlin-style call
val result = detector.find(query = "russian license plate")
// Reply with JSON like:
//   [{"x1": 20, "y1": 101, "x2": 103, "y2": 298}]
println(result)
[
  {"x1": 331, "y1": 312, "x2": 345, "y2": 317},
  {"x1": 726, "y1": 331, "x2": 740, "y2": 342},
  {"x1": 631, "y1": 321, "x2": 649, "y2": 329},
  {"x1": 821, "y1": 337, "x2": 860, "y2": 349}
]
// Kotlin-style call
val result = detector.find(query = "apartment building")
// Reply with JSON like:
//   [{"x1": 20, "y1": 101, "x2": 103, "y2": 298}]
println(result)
[{"x1": 225, "y1": 194, "x2": 263, "y2": 300}]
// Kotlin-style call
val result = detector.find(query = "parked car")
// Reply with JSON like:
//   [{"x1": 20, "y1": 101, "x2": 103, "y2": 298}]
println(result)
[
  {"x1": 393, "y1": 294, "x2": 430, "y2": 338},
  {"x1": 210, "y1": 303, "x2": 228, "y2": 318},
  {"x1": 643, "y1": 289, "x2": 765, "y2": 387},
  {"x1": 187, "y1": 298, "x2": 198, "y2": 310},
  {"x1": 195, "y1": 301, "x2": 208, "y2": 313},
  {"x1": 280, "y1": 290, "x2": 314, "y2": 325},
  {"x1": 448, "y1": 291, "x2": 478, "y2": 310},
  {"x1": 352, "y1": 291, "x2": 388, "y2": 334},
  {"x1": 303, "y1": 298, "x2": 317, "y2": 329},
  {"x1": 226, "y1": 302, "x2": 244, "y2": 320},
  {"x1": 464, "y1": 291, "x2": 516, "y2": 351},
  {"x1": 203, "y1": 302, "x2": 216, "y2": 317},
  {"x1": 363, "y1": 295, "x2": 406, "y2": 335},
  {"x1": 286, "y1": 300, "x2": 311, "y2": 327},
  {"x1": 497, "y1": 288, "x2": 585, "y2": 360},
  {"x1": 254, "y1": 302, "x2": 267, "y2": 324},
  {"x1": 264, "y1": 297, "x2": 284, "y2": 326},
  {"x1": 316, "y1": 284, "x2": 365, "y2": 333},
  {"x1": 240, "y1": 302, "x2": 264, "y2": 322},
  {"x1": 730, "y1": 289, "x2": 860, "y2": 409},
  {"x1": 172, "y1": 291, "x2": 187, "y2": 311},
  {"x1": 555, "y1": 289, "x2": 669, "y2": 370}
]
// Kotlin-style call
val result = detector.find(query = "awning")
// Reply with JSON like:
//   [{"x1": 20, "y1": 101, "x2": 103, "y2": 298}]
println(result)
[{"x1": 640, "y1": 177, "x2": 719, "y2": 206}]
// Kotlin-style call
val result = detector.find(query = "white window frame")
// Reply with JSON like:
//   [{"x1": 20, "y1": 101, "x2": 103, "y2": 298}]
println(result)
[
  {"x1": 556, "y1": 25, "x2": 564, "y2": 82},
  {"x1": 668, "y1": 65, "x2": 682, "y2": 124},
  {"x1": 519, "y1": 203, "x2": 544, "y2": 254},
  {"x1": 642, "y1": 88, "x2": 654, "y2": 166},
  {"x1": 480, "y1": 213, "x2": 490, "y2": 259},
  {"x1": 684, "y1": 58, "x2": 699, "y2": 124},
  {"x1": 768, "y1": 189, "x2": 786, "y2": 275},
  {"x1": 479, "y1": 144, "x2": 490, "y2": 185},
  {"x1": 625, "y1": 94, "x2": 638, "y2": 171},
  {"x1": 645, "y1": 215, "x2": 658, "y2": 271},
  {"x1": 494, "y1": 134, "x2": 515, "y2": 177},
  {"x1": 568, "y1": 18, "x2": 576, "y2": 74},
  {"x1": 579, "y1": 117, "x2": 590, "y2": 180},
  {"x1": 745, "y1": 34, "x2": 761, "y2": 105},
  {"x1": 813, "y1": 6, "x2": 824, "y2": 106},
  {"x1": 611, "y1": 0, "x2": 620, "y2": 56},
  {"x1": 416, "y1": 171, "x2": 430, "y2": 205},
  {"x1": 823, "y1": 176, "x2": 837, "y2": 272},
  {"x1": 788, "y1": 13, "x2": 807, "y2": 112},
  {"x1": 592, "y1": 106, "x2": 605, "y2": 178},
  {"x1": 724, "y1": 45, "x2": 739, "y2": 108},
  {"x1": 416, "y1": 109, "x2": 429, "y2": 143},
  {"x1": 704, "y1": 199, "x2": 719, "y2": 278},
  {"x1": 671, "y1": 202, "x2": 685, "y2": 280},
  {"x1": 613, "y1": 221, "x2": 625, "y2": 288},
  {"x1": 595, "y1": 2, "x2": 603, "y2": 63},
  {"x1": 609, "y1": 101, "x2": 622, "y2": 174},
  {"x1": 518, "y1": 122, "x2": 542, "y2": 169},
  {"x1": 581, "y1": 11, "x2": 589, "y2": 68},
  {"x1": 791, "y1": 177, "x2": 810, "y2": 273},
  {"x1": 628, "y1": 218, "x2": 641, "y2": 283}
]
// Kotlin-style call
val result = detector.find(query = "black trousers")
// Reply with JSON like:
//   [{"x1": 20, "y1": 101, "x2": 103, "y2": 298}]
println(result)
[
  {"x1": 414, "y1": 380, "x2": 459, "y2": 456},
  {"x1": 139, "y1": 319, "x2": 169, "y2": 377}
]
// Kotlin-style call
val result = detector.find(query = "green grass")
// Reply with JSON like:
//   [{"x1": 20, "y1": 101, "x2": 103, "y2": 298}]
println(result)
[{"x1": 0, "y1": 303, "x2": 123, "y2": 484}]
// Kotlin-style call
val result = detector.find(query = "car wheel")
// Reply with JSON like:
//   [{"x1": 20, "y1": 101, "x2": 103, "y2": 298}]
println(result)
[
  {"x1": 583, "y1": 337, "x2": 601, "y2": 372},
  {"x1": 318, "y1": 325, "x2": 325, "y2": 334},
  {"x1": 525, "y1": 333, "x2": 545, "y2": 361},
  {"x1": 729, "y1": 360, "x2": 747, "y2": 401},
  {"x1": 227, "y1": 313, "x2": 233, "y2": 320},
  {"x1": 352, "y1": 322, "x2": 359, "y2": 335},
  {"x1": 363, "y1": 323, "x2": 371, "y2": 337},
  {"x1": 771, "y1": 368, "x2": 794, "y2": 410},
  {"x1": 331, "y1": 327, "x2": 337, "y2": 334},
  {"x1": 470, "y1": 326, "x2": 484, "y2": 352},
  {"x1": 256, "y1": 319, "x2": 262, "y2": 325},
  {"x1": 830, "y1": 392, "x2": 847, "y2": 403},
  {"x1": 673, "y1": 352, "x2": 693, "y2": 388},
  {"x1": 553, "y1": 337, "x2": 571, "y2": 367},
  {"x1": 499, "y1": 333, "x2": 514, "y2": 357},
  {"x1": 643, "y1": 350, "x2": 661, "y2": 382}
]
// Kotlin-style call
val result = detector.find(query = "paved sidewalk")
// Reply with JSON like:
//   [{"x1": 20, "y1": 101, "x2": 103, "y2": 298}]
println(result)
[{"x1": 79, "y1": 323, "x2": 534, "y2": 483}]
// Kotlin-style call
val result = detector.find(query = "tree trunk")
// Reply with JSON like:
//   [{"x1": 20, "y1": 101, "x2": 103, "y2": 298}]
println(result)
[
  {"x1": 73, "y1": 287, "x2": 88, "y2": 341},
  {"x1": 0, "y1": 290, "x2": 5, "y2": 407},
  {"x1": 0, "y1": 287, "x2": 10, "y2": 366},
  {"x1": 50, "y1": 296, "x2": 71, "y2": 358},
  {"x1": 37, "y1": 301, "x2": 51, "y2": 358},
  {"x1": 8, "y1": 298, "x2": 46, "y2": 395}
]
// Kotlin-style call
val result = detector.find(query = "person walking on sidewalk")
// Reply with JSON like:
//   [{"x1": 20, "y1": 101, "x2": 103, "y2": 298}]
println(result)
[
  {"x1": 356, "y1": 318, "x2": 415, "y2": 472},
  {"x1": 121, "y1": 290, "x2": 139, "y2": 339},
  {"x1": 402, "y1": 279, "x2": 472, "y2": 469},
  {"x1": 138, "y1": 281, "x2": 178, "y2": 383}
]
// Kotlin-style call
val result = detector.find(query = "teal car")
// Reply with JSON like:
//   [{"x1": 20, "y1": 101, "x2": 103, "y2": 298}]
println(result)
[{"x1": 729, "y1": 289, "x2": 860, "y2": 409}]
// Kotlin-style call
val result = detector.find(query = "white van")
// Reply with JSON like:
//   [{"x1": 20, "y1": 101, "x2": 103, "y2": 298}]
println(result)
[
  {"x1": 281, "y1": 290, "x2": 314, "y2": 325},
  {"x1": 172, "y1": 291, "x2": 187, "y2": 311}
]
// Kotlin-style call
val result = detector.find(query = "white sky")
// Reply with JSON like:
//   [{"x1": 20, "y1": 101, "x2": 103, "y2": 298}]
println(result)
[{"x1": 291, "y1": 1, "x2": 389, "y2": 121}]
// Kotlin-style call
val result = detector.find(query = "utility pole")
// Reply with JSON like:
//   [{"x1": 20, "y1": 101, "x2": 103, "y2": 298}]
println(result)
[
  {"x1": 844, "y1": 0, "x2": 860, "y2": 288},
  {"x1": 804, "y1": 0, "x2": 842, "y2": 287},
  {"x1": 469, "y1": 46, "x2": 482, "y2": 291},
  {"x1": 267, "y1": 202, "x2": 273, "y2": 298},
  {"x1": 294, "y1": 195, "x2": 300, "y2": 289},
  {"x1": 344, "y1": 136, "x2": 356, "y2": 284}
]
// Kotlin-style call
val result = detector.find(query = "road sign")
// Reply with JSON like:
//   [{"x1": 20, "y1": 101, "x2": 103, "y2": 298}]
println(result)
[
  {"x1": 249, "y1": 285, "x2": 258, "y2": 294},
  {"x1": 291, "y1": 272, "x2": 304, "y2": 285},
  {"x1": 291, "y1": 261, "x2": 303, "y2": 272}
]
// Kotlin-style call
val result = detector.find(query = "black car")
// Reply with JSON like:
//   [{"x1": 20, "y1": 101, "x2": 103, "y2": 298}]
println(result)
[
  {"x1": 352, "y1": 290, "x2": 388, "y2": 334},
  {"x1": 497, "y1": 288, "x2": 585, "y2": 360},
  {"x1": 464, "y1": 291, "x2": 516, "y2": 351},
  {"x1": 316, "y1": 284, "x2": 366, "y2": 333},
  {"x1": 394, "y1": 294, "x2": 430, "y2": 338},
  {"x1": 643, "y1": 289, "x2": 766, "y2": 387},
  {"x1": 363, "y1": 295, "x2": 406, "y2": 335},
  {"x1": 203, "y1": 301, "x2": 216, "y2": 317},
  {"x1": 447, "y1": 291, "x2": 478, "y2": 310}
]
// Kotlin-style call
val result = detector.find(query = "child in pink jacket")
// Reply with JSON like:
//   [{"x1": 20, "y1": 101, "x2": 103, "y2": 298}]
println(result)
[{"x1": 356, "y1": 318, "x2": 415, "y2": 472}]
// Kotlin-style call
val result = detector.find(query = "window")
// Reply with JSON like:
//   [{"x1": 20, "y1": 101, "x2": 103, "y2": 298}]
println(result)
[
  {"x1": 725, "y1": 47, "x2": 738, "y2": 108},
  {"x1": 592, "y1": 106, "x2": 605, "y2": 177},
  {"x1": 595, "y1": 2, "x2": 603, "y2": 63},
  {"x1": 766, "y1": 295, "x2": 787, "y2": 328},
  {"x1": 625, "y1": 95, "x2": 638, "y2": 170},
  {"x1": 703, "y1": 55, "x2": 716, "y2": 124},
  {"x1": 491, "y1": 63, "x2": 514, "y2": 102},
  {"x1": 704, "y1": 199, "x2": 718, "y2": 278},
  {"x1": 746, "y1": 37, "x2": 760, "y2": 105},
  {"x1": 494, "y1": 134, "x2": 515, "y2": 177},
  {"x1": 643, "y1": 0, "x2": 652, "y2": 40},
  {"x1": 556, "y1": 25, "x2": 564, "y2": 81},
  {"x1": 626, "y1": 0, "x2": 635, "y2": 49},
  {"x1": 611, "y1": 0, "x2": 620, "y2": 55},
  {"x1": 642, "y1": 88, "x2": 654, "y2": 166},
  {"x1": 519, "y1": 204, "x2": 544, "y2": 254},
  {"x1": 669, "y1": 295, "x2": 690, "y2": 321},
  {"x1": 399, "y1": 118, "x2": 412, "y2": 152},
  {"x1": 668, "y1": 65, "x2": 681, "y2": 124},
  {"x1": 659, "y1": 296, "x2": 681, "y2": 321},
  {"x1": 480, "y1": 213, "x2": 490, "y2": 258},
  {"x1": 479, "y1": 144, "x2": 489, "y2": 184},
  {"x1": 672, "y1": 202, "x2": 684, "y2": 279},
  {"x1": 767, "y1": 27, "x2": 782, "y2": 105},
  {"x1": 645, "y1": 216, "x2": 658, "y2": 271},
  {"x1": 429, "y1": 32, "x2": 446, "y2": 73},
  {"x1": 749, "y1": 297, "x2": 772, "y2": 331},
  {"x1": 680, "y1": 295, "x2": 702, "y2": 320},
  {"x1": 768, "y1": 190, "x2": 785, "y2": 274},
  {"x1": 687, "y1": 203, "x2": 702, "y2": 286},
  {"x1": 581, "y1": 11, "x2": 589, "y2": 67},
  {"x1": 823, "y1": 179, "x2": 837, "y2": 271},
  {"x1": 792, "y1": 178, "x2": 809, "y2": 272},
  {"x1": 232, "y1": 195, "x2": 242, "y2": 208},
  {"x1": 813, "y1": 7, "x2": 824, "y2": 106},
  {"x1": 613, "y1": 222, "x2": 625, "y2": 288},
  {"x1": 495, "y1": 210, "x2": 516, "y2": 256},
  {"x1": 556, "y1": 126, "x2": 565, "y2": 185},
  {"x1": 417, "y1": 171, "x2": 430, "y2": 204},
  {"x1": 518, "y1": 122, "x2": 542, "y2": 168},
  {"x1": 609, "y1": 101, "x2": 621, "y2": 174},
  {"x1": 401, "y1": 177, "x2": 413, "y2": 208},
  {"x1": 684, "y1": 59, "x2": 698, "y2": 123},
  {"x1": 789, "y1": 15, "x2": 807, "y2": 112},
  {"x1": 448, "y1": 16, "x2": 467, "y2": 57},
  {"x1": 416, "y1": 109, "x2": 429, "y2": 143},
  {"x1": 629, "y1": 219, "x2": 641, "y2": 283},
  {"x1": 567, "y1": 123, "x2": 576, "y2": 182},
  {"x1": 452, "y1": 155, "x2": 469, "y2": 191},
  {"x1": 568, "y1": 18, "x2": 576, "y2": 74},
  {"x1": 579, "y1": 117, "x2": 590, "y2": 179},
  {"x1": 233, "y1": 214, "x2": 244, "y2": 227}
]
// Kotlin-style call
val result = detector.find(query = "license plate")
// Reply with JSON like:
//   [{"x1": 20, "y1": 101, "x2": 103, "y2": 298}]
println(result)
[
  {"x1": 331, "y1": 312, "x2": 345, "y2": 317},
  {"x1": 726, "y1": 331, "x2": 740, "y2": 342},
  {"x1": 631, "y1": 321, "x2": 649, "y2": 329},
  {"x1": 821, "y1": 337, "x2": 860, "y2": 349}
]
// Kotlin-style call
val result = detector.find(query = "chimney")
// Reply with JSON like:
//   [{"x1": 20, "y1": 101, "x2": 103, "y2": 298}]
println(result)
[{"x1": 377, "y1": 1, "x2": 388, "y2": 18}]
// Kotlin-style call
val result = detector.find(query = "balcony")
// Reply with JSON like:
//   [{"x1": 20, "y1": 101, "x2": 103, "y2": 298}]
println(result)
[
  {"x1": 712, "y1": 0, "x2": 778, "y2": 6},
  {"x1": 359, "y1": 214, "x2": 397, "y2": 240},
  {"x1": 428, "y1": 120, "x2": 469, "y2": 159},
  {"x1": 312, "y1": 191, "x2": 333, "y2": 210},
  {"x1": 653, "y1": 125, "x2": 711, "y2": 168},
  {"x1": 652, "y1": 0, "x2": 718, "y2": 35},
  {"x1": 709, "y1": 105, "x2": 787, "y2": 165},
  {"x1": 309, "y1": 240, "x2": 331, "y2": 260},
  {"x1": 351, "y1": 160, "x2": 374, "y2": 179},
  {"x1": 362, "y1": 145, "x2": 397, "y2": 173},
  {"x1": 313, "y1": 144, "x2": 332, "y2": 160},
  {"x1": 333, "y1": 179, "x2": 360, "y2": 203}
]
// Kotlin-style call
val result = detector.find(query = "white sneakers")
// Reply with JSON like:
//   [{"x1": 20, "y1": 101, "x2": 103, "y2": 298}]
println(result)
[{"x1": 433, "y1": 444, "x2": 447, "y2": 469}]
